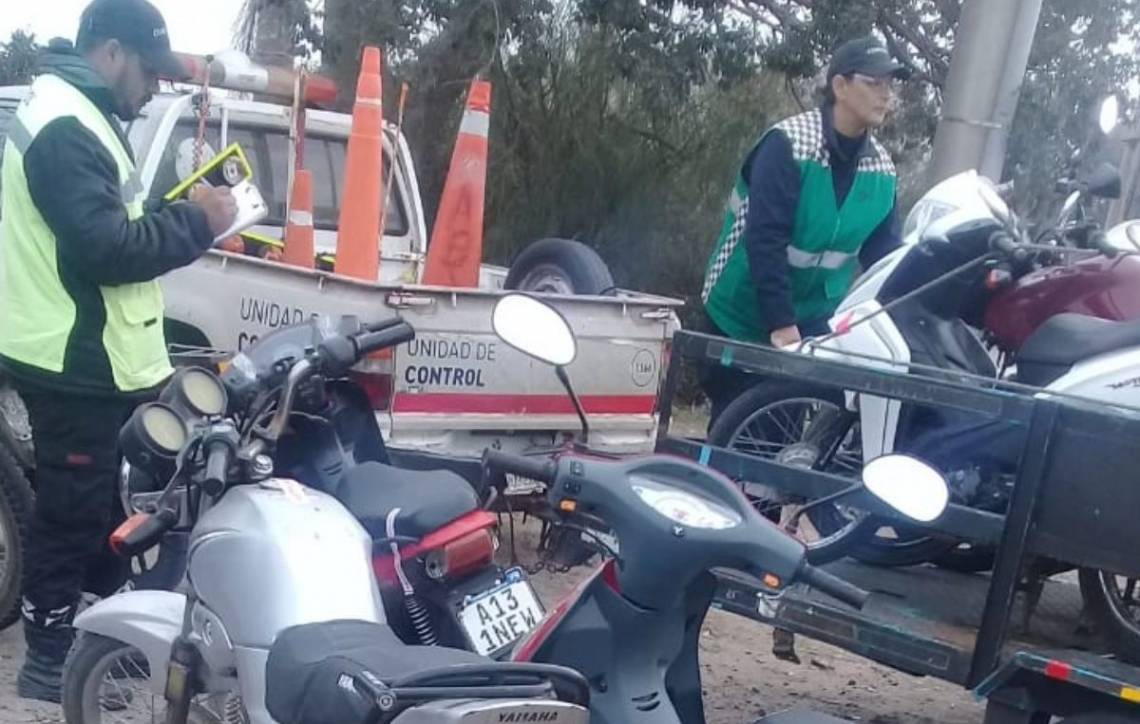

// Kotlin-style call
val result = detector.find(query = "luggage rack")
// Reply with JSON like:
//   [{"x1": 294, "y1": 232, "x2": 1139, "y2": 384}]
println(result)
[{"x1": 655, "y1": 330, "x2": 1140, "y2": 721}]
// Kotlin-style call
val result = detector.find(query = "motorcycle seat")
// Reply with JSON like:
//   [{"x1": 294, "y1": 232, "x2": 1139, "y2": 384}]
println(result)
[
  {"x1": 1018, "y1": 313, "x2": 1140, "y2": 387},
  {"x1": 265, "y1": 619, "x2": 488, "y2": 724},
  {"x1": 334, "y1": 461, "x2": 479, "y2": 540}
]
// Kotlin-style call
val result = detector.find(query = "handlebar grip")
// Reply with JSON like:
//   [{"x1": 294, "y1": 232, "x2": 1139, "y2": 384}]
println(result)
[
  {"x1": 203, "y1": 440, "x2": 233, "y2": 495},
  {"x1": 799, "y1": 564, "x2": 870, "y2": 610},
  {"x1": 1091, "y1": 231, "x2": 1119, "y2": 258},
  {"x1": 365, "y1": 317, "x2": 407, "y2": 334},
  {"x1": 989, "y1": 231, "x2": 1020, "y2": 258},
  {"x1": 353, "y1": 322, "x2": 416, "y2": 357},
  {"x1": 482, "y1": 449, "x2": 556, "y2": 485},
  {"x1": 110, "y1": 508, "x2": 178, "y2": 557}
]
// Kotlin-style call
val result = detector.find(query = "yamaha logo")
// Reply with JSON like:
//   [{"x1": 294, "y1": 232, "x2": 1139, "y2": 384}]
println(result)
[{"x1": 498, "y1": 711, "x2": 561, "y2": 723}]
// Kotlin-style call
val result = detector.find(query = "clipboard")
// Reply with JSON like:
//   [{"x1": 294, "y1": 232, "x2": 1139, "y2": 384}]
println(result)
[{"x1": 166, "y1": 143, "x2": 269, "y2": 242}]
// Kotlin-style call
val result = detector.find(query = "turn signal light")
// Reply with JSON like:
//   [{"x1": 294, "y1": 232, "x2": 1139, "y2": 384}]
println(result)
[{"x1": 559, "y1": 499, "x2": 578, "y2": 512}]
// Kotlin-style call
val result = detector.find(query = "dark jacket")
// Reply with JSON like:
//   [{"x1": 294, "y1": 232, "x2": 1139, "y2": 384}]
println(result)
[
  {"x1": 1, "y1": 40, "x2": 213, "y2": 397},
  {"x1": 743, "y1": 103, "x2": 901, "y2": 331}
]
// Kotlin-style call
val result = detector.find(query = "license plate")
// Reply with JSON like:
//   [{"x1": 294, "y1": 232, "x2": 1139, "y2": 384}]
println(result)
[{"x1": 458, "y1": 571, "x2": 544, "y2": 656}]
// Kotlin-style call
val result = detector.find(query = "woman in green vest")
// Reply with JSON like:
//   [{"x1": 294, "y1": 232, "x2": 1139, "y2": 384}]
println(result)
[
  {"x1": 0, "y1": 0, "x2": 237, "y2": 702},
  {"x1": 700, "y1": 36, "x2": 910, "y2": 422}
]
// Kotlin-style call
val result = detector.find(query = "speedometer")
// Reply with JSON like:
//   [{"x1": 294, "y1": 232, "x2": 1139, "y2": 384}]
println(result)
[{"x1": 631, "y1": 477, "x2": 741, "y2": 530}]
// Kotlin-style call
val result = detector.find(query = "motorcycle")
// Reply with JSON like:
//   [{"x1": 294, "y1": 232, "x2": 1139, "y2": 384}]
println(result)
[
  {"x1": 707, "y1": 173, "x2": 1140, "y2": 559},
  {"x1": 122, "y1": 316, "x2": 544, "y2": 658},
  {"x1": 64, "y1": 316, "x2": 589, "y2": 724},
  {"x1": 483, "y1": 293, "x2": 952, "y2": 724}
]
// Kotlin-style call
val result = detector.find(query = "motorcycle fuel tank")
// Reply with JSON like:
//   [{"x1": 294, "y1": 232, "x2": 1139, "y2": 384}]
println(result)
[
  {"x1": 188, "y1": 480, "x2": 385, "y2": 647},
  {"x1": 984, "y1": 255, "x2": 1140, "y2": 353}
]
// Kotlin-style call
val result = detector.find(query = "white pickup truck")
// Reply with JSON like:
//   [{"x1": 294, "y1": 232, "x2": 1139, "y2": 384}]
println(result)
[{"x1": 0, "y1": 85, "x2": 683, "y2": 466}]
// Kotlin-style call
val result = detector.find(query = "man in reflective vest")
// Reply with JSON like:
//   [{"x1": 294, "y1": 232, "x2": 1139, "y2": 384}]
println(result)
[
  {"x1": 700, "y1": 36, "x2": 909, "y2": 421},
  {"x1": 0, "y1": 0, "x2": 236, "y2": 701}
]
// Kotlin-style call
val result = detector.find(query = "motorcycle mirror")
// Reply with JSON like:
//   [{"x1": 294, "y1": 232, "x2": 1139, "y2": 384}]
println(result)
[
  {"x1": 1099, "y1": 95, "x2": 1120, "y2": 135},
  {"x1": 861, "y1": 455, "x2": 949, "y2": 523},
  {"x1": 492, "y1": 294, "x2": 578, "y2": 367},
  {"x1": 1084, "y1": 163, "x2": 1122, "y2": 200}
]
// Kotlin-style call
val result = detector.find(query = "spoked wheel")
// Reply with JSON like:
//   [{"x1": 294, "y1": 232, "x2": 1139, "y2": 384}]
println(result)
[
  {"x1": 708, "y1": 382, "x2": 874, "y2": 563},
  {"x1": 63, "y1": 633, "x2": 244, "y2": 724},
  {"x1": 1079, "y1": 568, "x2": 1140, "y2": 663}
]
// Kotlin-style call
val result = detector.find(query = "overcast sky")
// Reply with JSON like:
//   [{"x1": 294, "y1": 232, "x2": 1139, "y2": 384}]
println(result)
[{"x1": 0, "y1": 1, "x2": 244, "y2": 56}]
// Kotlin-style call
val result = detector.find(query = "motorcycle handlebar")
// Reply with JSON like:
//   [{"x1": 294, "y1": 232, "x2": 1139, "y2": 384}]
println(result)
[
  {"x1": 798, "y1": 564, "x2": 869, "y2": 610},
  {"x1": 364, "y1": 317, "x2": 407, "y2": 334},
  {"x1": 482, "y1": 449, "x2": 557, "y2": 486}
]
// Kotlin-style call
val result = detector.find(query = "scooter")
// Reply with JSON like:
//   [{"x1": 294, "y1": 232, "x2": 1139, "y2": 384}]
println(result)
[
  {"x1": 122, "y1": 316, "x2": 544, "y2": 657},
  {"x1": 482, "y1": 293, "x2": 952, "y2": 724},
  {"x1": 64, "y1": 318, "x2": 587, "y2": 724}
]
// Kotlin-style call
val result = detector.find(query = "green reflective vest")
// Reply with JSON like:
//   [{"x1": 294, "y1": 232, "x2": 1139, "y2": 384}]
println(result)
[
  {"x1": 0, "y1": 73, "x2": 171, "y2": 392},
  {"x1": 702, "y1": 108, "x2": 897, "y2": 343}
]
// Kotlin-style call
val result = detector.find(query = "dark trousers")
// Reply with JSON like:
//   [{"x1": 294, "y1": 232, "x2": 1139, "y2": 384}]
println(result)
[
  {"x1": 699, "y1": 313, "x2": 831, "y2": 426},
  {"x1": 18, "y1": 386, "x2": 135, "y2": 644}
]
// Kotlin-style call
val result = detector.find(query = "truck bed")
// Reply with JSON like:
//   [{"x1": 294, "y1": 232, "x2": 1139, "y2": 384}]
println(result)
[{"x1": 715, "y1": 560, "x2": 1093, "y2": 687}]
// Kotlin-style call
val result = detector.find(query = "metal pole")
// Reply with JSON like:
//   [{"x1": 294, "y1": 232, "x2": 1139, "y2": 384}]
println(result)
[
  {"x1": 979, "y1": 0, "x2": 1045, "y2": 181},
  {"x1": 927, "y1": 0, "x2": 1022, "y2": 187}
]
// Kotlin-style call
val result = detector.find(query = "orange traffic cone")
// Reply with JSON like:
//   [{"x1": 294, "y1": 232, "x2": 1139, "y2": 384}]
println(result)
[
  {"x1": 335, "y1": 46, "x2": 384, "y2": 281},
  {"x1": 421, "y1": 79, "x2": 491, "y2": 287},
  {"x1": 283, "y1": 169, "x2": 315, "y2": 269}
]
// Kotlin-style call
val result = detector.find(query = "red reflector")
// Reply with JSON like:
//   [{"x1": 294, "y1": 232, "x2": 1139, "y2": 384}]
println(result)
[
  {"x1": 351, "y1": 372, "x2": 393, "y2": 411},
  {"x1": 602, "y1": 559, "x2": 620, "y2": 592},
  {"x1": 436, "y1": 528, "x2": 495, "y2": 579},
  {"x1": 1044, "y1": 660, "x2": 1073, "y2": 681},
  {"x1": 110, "y1": 513, "x2": 152, "y2": 555},
  {"x1": 513, "y1": 563, "x2": 608, "y2": 662}
]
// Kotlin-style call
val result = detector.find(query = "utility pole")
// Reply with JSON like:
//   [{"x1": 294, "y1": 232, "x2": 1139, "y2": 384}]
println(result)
[{"x1": 927, "y1": 0, "x2": 1043, "y2": 187}]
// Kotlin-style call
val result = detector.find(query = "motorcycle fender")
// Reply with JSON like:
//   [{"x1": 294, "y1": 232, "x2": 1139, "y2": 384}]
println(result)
[{"x1": 73, "y1": 590, "x2": 185, "y2": 693}]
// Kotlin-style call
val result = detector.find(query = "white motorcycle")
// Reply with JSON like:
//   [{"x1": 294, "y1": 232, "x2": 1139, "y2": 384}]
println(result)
[
  {"x1": 62, "y1": 318, "x2": 589, "y2": 724},
  {"x1": 708, "y1": 171, "x2": 1140, "y2": 566}
]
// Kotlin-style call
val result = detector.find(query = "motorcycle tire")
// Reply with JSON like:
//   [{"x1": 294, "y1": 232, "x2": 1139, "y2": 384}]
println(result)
[
  {"x1": 849, "y1": 529, "x2": 960, "y2": 569},
  {"x1": 64, "y1": 632, "x2": 238, "y2": 723},
  {"x1": 707, "y1": 380, "x2": 875, "y2": 564},
  {"x1": 0, "y1": 438, "x2": 32, "y2": 631},
  {"x1": 1078, "y1": 567, "x2": 1140, "y2": 664}
]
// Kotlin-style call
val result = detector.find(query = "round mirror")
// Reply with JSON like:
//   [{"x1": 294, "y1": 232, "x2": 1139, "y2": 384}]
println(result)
[
  {"x1": 1127, "y1": 222, "x2": 1140, "y2": 251},
  {"x1": 1099, "y1": 95, "x2": 1120, "y2": 135},
  {"x1": 861, "y1": 454, "x2": 949, "y2": 523},
  {"x1": 492, "y1": 294, "x2": 577, "y2": 367}
]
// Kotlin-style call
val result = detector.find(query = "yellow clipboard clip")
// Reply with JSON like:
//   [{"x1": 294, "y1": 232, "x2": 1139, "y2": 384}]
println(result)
[{"x1": 165, "y1": 143, "x2": 254, "y2": 201}]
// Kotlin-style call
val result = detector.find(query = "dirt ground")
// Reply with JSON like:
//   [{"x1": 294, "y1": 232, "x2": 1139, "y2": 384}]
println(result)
[{"x1": 0, "y1": 515, "x2": 985, "y2": 724}]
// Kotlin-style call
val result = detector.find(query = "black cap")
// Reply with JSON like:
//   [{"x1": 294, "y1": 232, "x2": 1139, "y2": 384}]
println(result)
[
  {"x1": 77, "y1": 0, "x2": 188, "y2": 81},
  {"x1": 827, "y1": 36, "x2": 911, "y2": 81}
]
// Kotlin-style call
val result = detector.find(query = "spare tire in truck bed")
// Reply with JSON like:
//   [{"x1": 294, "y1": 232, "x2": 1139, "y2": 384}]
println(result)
[{"x1": 504, "y1": 238, "x2": 616, "y2": 295}]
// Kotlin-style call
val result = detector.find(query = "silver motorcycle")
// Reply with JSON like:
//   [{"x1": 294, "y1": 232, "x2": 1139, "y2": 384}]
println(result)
[{"x1": 62, "y1": 317, "x2": 589, "y2": 724}]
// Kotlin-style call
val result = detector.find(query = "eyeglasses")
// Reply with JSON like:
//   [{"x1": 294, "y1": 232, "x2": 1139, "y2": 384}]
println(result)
[{"x1": 852, "y1": 74, "x2": 901, "y2": 93}]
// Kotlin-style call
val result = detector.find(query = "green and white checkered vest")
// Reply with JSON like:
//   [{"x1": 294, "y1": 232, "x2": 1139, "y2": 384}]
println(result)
[{"x1": 702, "y1": 109, "x2": 896, "y2": 343}]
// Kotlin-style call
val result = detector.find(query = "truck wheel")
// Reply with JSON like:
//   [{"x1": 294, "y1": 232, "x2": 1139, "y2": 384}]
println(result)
[
  {"x1": 707, "y1": 380, "x2": 876, "y2": 564},
  {"x1": 504, "y1": 239, "x2": 615, "y2": 296},
  {"x1": 1079, "y1": 567, "x2": 1140, "y2": 663},
  {"x1": 0, "y1": 438, "x2": 32, "y2": 631}
]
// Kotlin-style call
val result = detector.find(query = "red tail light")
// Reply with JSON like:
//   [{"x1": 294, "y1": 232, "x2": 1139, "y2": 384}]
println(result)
[
  {"x1": 513, "y1": 560, "x2": 612, "y2": 662},
  {"x1": 424, "y1": 528, "x2": 495, "y2": 580}
]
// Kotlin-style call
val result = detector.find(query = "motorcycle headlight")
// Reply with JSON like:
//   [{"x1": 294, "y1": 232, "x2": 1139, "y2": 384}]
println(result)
[{"x1": 160, "y1": 367, "x2": 228, "y2": 418}]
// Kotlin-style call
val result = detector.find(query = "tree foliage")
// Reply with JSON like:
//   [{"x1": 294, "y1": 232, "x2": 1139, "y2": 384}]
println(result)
[{"x1": 0, "y1": 31, "x2": 39, "y2": 87}]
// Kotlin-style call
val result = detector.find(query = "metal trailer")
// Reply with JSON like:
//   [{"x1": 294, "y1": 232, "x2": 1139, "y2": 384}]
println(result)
[{"x1": 655, "y1": 330, "x2": 1140, "y2": 723}]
